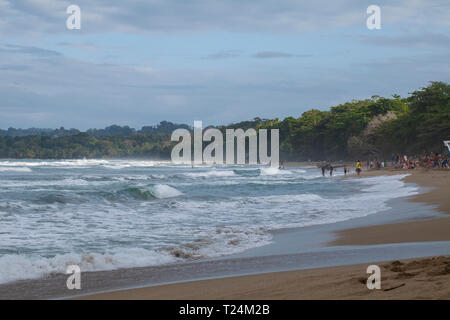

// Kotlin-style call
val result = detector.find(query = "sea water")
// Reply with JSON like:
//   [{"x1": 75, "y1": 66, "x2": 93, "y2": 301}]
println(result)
[{"x1": 0, "y1": 159, "x2": 418, "y2": 284}]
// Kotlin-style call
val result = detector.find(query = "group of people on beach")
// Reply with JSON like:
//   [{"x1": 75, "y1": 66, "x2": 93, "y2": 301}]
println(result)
[
  {"x1": 360, "y1": 152, "x2": 449, "y2": 172},
  {"x1": 320, "y1": 148, "x2": 449, "y2": 177},
  {"x1": 390, "y1": 151, "x2": 449, "y2": 170},
  {"x1": 367, "y1": 159, "x2": 387, "y2": 169}
]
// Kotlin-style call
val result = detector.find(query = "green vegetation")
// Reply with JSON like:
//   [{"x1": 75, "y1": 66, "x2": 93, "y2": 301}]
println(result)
[
  {"x1": 0, "y1": 133, "x2": 174, "y2": 159},
  {"x1": 0, "y1": 82, "x2": 449, "y2": 160},
  {"x1": 227, "y1": 81, "x2": 449, "y2": 160}
]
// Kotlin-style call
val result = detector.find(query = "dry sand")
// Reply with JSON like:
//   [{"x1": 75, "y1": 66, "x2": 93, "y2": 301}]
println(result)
[{"x1": 76, "y1": 168, "x2": 450, "y2": 300}]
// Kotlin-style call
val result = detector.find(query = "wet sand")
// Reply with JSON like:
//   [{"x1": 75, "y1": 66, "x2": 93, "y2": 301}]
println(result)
[{"x1": 332, "y1": 216, "x2": 450, "y2": 245}]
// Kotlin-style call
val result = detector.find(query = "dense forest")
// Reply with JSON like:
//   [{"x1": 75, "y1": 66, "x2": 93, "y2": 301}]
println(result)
[
  {"x1": 0, "y1": 121, "x2": 190, "y2": 138},
  {"x1": 0, "y1": 121, "x2": 189, "y2": 159},
  {"x1": 0, "y1": 82, "x2": 449, "y2": 160},
  {"x1": 260, "y1": 81, "x2": 450, "y2": 160}
]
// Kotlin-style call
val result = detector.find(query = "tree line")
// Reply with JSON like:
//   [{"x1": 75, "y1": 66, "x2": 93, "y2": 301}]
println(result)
[{"x1": 0, "y1": 82, "x2": 448, "y2": 160}]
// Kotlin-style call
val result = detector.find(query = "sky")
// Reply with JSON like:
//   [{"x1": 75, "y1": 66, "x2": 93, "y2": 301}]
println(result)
[{"x1": 0, "y1": 0, "x2": 449, "y2": 130}]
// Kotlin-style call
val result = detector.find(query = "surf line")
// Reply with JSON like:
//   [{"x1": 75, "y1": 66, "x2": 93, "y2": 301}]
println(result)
[{"x1": 171, "y1": 120, "x2": 279, "y2": 167}]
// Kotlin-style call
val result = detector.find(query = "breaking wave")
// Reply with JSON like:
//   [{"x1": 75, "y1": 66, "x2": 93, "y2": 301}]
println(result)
[
  {"x1": 117, "y1": 184, "x2": 183, "y2": 200},
  {"x1": 0, "y1": 160, "x2": 422, "y2": 285}
]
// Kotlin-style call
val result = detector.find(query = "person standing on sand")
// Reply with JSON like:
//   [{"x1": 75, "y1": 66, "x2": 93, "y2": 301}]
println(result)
[{"x1": 356, "y1": 160, "x2": 362, "y2": 176}]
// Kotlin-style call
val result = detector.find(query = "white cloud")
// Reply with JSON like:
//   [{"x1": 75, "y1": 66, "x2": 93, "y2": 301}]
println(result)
[{"x1": 1, "y1": 0, "x2": 448, "y2": 36}]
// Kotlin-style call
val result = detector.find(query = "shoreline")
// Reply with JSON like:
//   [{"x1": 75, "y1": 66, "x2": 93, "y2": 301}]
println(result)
[
  {"x1": 331, "y1": 168, "x2": 450, "y2": 246},
  {"x1": 73, "y1": 167, "x2": 450, "y2": 300}
]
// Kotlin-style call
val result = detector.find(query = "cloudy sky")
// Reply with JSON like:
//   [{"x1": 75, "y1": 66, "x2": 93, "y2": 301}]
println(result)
[{"x1": 0, "y1": 0, "x2": 449, "y2": 129}]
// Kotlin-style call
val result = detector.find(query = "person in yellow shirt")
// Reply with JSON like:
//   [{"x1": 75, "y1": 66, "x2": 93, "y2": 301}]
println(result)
[{"x1": 356, "y1": 160, "x2": 362, "y2": 176}]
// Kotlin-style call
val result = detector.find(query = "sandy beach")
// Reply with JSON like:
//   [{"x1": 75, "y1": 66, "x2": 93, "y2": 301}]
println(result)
[
  {"x1": 76, "y1": 167, "x2": 450, "y2": 300},
  {"x1": 77, "y1": 255, "x2": 450, "y2": 300}
]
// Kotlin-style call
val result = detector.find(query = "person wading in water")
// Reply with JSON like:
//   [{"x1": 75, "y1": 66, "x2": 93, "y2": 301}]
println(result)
[{"x1": 356, "y1": 160, "x2": 362, "y2": 176}]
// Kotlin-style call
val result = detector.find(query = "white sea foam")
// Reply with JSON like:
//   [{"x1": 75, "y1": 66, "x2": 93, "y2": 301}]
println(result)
[
  {"x1": 0, "y1": 167, "x2": 32, "y2": 172},
  {"x1": 0, "y1": 249, "x2": 177, "y2": 284},
  {"x1": 148, "y1": 184, "x2": 183, "y2": 199},
  {"x1": 184, "y1": 170, "x2": 236, "y2": 178},
  {"x1": 1, "y1": 177, "x2": 109, "y2": 188},
  {"x1": 0, "y1": 227, "x2": 271, "y2": 284},
  {"x1": 260, "y1": 167, "x2": 292, "y2": 175},
  {"x1": 292, "y1": 169, "x2": 307, "y2": 173},
  {"x1": 0, "y1": 159, "x2": 109, "y2": 167},
  {"x1": 0, "y1": 159, "x2": 172, "y2": 169}
]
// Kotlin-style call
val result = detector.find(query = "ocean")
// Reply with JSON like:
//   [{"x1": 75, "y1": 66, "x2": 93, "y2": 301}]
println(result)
[{"x1": 0, "y1": 159, "x2": 419, "y2": 284}]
